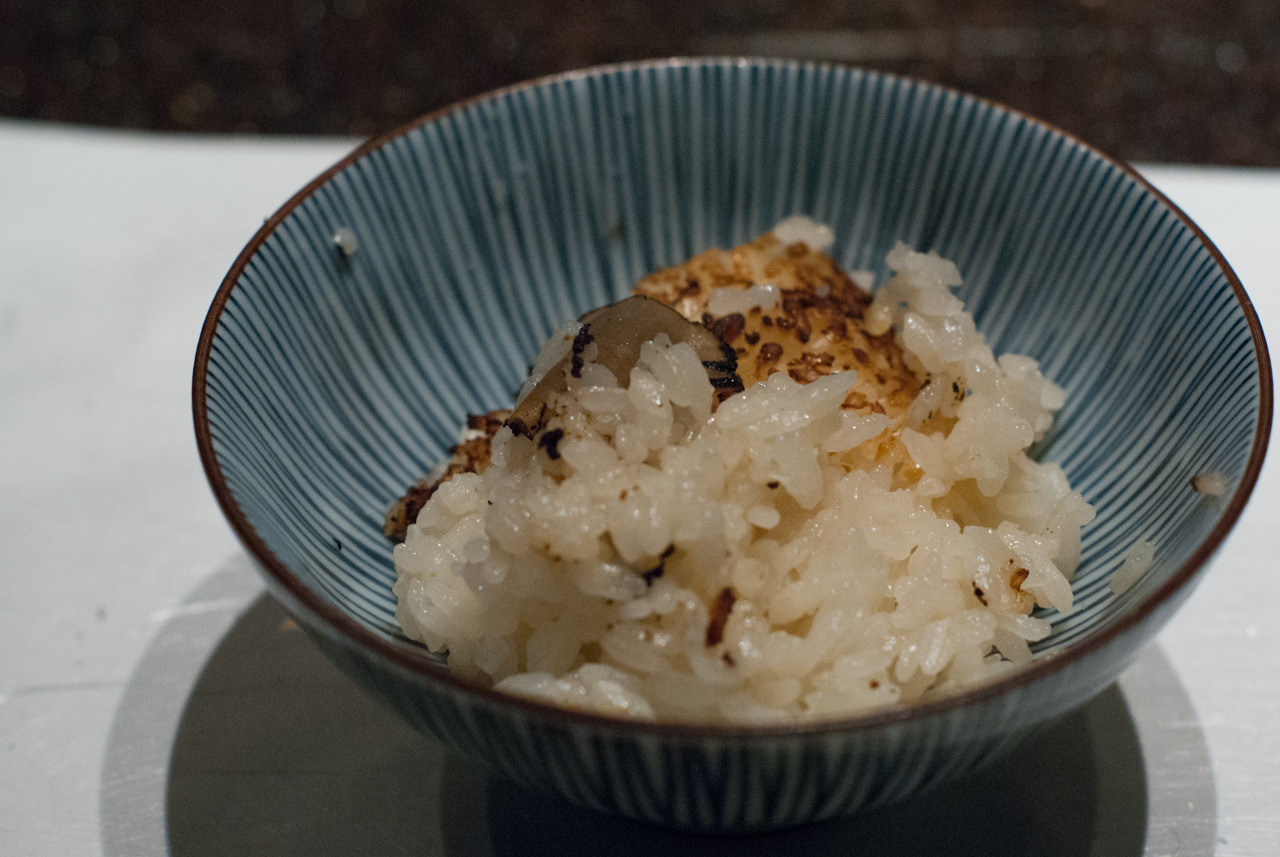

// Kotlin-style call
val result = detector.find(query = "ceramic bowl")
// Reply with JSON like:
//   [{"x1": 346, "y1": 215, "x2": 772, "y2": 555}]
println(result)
[{"x1": 194, "y1": 59, "x2": 1271, "y2": 831}]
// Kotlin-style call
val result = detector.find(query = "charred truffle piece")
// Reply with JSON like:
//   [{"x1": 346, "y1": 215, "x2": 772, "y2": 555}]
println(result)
[
  {"x1": 387, "y1": 298, "x2": 745, "y2": 542},
  {"x1": 388, "y1": 229, "x2": 925, "y2": 545},
  {"x1": 506, "y1": 295, "x2": 742, "y2": 438}
]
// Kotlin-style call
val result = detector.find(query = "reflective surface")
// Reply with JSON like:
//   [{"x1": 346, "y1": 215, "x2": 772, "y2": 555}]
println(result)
[{"x1": 100, "y1": 557, "x2": 1214, "y2": 857}]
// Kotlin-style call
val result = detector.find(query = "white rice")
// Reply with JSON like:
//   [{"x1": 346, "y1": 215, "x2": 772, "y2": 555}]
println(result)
[
  {"x1": 393, "y1": 237, "x2": 1095, "y2": 723},
  {"x1": 706, "y1": 283, "x2": 781, "y2": 316},
  {"x1": 1110, "y1": 540, "x2": 1155, "y2": 595},
  {"x1": 1191, "y1": 470, "x2": 1228, "y2": 496}
]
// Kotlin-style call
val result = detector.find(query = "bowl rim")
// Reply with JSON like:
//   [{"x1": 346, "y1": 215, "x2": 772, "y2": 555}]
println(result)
[{"x1": 193, "y1": 56, "x2": 1273, "y2": 739}]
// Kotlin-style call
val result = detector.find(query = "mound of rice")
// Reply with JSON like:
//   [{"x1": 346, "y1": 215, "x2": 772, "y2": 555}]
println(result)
[{"x1": 393, "y1": 237, "x2": 1095, "y2": 723}]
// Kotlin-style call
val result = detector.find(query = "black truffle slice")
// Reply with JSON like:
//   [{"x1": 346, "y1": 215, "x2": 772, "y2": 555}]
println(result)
[{"x1": 506, "y1": 295, "x2": 742, "y2": 437}]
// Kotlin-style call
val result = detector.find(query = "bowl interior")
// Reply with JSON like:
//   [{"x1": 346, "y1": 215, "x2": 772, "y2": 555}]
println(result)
[{"x1": 200, "y1": 60, "x2": 1267, "y2": 669}]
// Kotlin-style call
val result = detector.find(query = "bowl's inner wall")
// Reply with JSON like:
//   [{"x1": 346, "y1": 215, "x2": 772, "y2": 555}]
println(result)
[{"x1": 205, "y1": 61, "x2": 1261, "y2": 648}]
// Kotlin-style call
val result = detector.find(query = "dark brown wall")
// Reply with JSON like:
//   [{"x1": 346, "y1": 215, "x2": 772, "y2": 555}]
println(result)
[{"x1": 2, "y1": 0, "x2": 1277, "y2": 164}]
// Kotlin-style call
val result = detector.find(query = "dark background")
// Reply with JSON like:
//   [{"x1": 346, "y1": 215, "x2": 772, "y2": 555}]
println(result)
[{"x1": 2, "y1": 0, "x2": 1278, "y2": 165}]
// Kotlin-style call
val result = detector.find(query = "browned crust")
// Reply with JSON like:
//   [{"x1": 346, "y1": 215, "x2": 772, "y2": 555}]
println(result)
[
  {"x1": 383, "y1": 410, "x2": 508, "y2": 541},
  {"x1": 632, "y1": 232, "x2": 921, "y2": 419}
]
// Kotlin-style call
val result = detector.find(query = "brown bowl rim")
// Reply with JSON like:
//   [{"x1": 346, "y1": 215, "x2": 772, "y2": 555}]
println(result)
[{"x1": 193, "y1": 56, "x2": 1273, "y2": 740}]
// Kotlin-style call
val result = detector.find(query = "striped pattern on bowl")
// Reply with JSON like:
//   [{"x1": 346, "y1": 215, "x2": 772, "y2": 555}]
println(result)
[{"x1": 195, "y1": 58, "x2": 1271, "y2": 829}]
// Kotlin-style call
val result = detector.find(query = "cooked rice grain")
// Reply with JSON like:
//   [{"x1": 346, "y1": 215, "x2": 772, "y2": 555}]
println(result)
[{"x1": 393, "y1": 233, "x2": 1094, "y2": 723}]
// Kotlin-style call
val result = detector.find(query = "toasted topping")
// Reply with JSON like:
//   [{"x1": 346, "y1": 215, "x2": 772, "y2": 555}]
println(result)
[
  {"x1": 384, "y1": 409, "x2": 509, "y2": 541},
  {"x1": 632, "y1": 230, "x2": 920, "y2": 419},
  {"x1": 643, "y1": 545, "x2": 675, "y2": 586},
  {"x1": 537, "y1": 427, "x2": 565, "y2": 460},
  {"x1": 705, "y1": 586, "x2": 737, "y2": 647}
]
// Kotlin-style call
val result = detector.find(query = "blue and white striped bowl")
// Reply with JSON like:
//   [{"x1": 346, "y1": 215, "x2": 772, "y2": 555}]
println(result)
[{"x1": 194, "y1": 59, "x2": 1271, "y2": 831}]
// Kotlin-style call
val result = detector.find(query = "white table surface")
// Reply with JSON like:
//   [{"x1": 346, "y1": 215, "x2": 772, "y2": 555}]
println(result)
[{"x1": 1, "y1": 118, "x2": 1276, "y2": 856}]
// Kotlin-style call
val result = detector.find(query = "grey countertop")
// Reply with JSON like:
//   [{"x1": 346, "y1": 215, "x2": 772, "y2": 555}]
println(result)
[{"x1": 1, "y1": 120, "x2": 1276, "y2": 855}]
